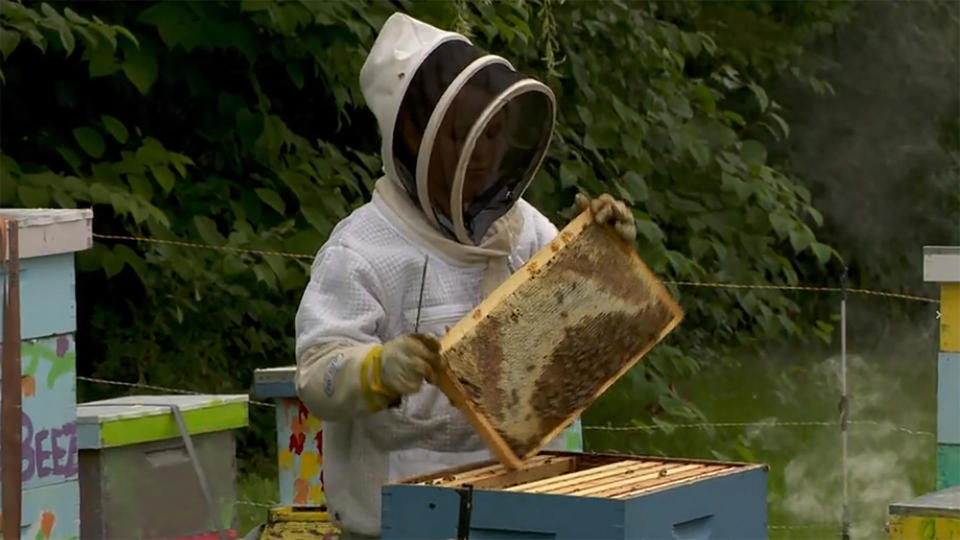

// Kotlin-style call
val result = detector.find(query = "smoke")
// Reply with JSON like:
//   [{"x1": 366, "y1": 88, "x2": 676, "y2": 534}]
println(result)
[{"x1": 778, "y1": 352, "x2": 933, "y2": 539}]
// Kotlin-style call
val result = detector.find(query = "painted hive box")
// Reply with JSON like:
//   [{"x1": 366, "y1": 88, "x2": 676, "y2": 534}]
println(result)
[
  {"x1": 437, "y1": 209, "x2": 683, "y2": 469},
  {"x1": 382, "y1": 452, "x2": 768, "y2": 539}
]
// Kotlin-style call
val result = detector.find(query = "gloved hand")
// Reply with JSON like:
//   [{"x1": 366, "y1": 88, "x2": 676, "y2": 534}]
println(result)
[
  {"x1": 574, "y1": 193, "x2": 636, "y2": 244},
  {"x1": 360, "y1": 333, "x2": 443, "y2": 411}
]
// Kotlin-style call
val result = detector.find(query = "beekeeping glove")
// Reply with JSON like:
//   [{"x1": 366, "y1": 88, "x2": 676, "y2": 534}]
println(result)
[
  {"x1": 360, "y1": 333, "x2": 444, "y2": 411},
  {"x1": 575, "y1": 193, "x2": 637, "y2": 244}
]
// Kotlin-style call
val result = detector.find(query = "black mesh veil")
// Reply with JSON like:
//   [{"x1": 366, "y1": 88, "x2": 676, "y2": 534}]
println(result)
[{"x1": 390, "y1": 40, "x2": 555, "y2": 244}]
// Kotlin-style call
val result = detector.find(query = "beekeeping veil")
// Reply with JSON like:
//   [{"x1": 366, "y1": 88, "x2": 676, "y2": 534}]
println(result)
[{"x1": 360, "y1": 13, "x2": 556, "y2": 246}]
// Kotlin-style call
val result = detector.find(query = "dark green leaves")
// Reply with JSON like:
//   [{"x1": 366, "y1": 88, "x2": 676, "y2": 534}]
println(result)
[
  {"x1": 121, "y1": 38, "x2": 157, "y2": 94},
  {"x1": 0, "y1": 28, "x2": 21, "y2": 59},
  {"x1": 149, "y1": 164, "x2": 174, "y2": 193},
  {"x1": 101, "y1": 115, "x2": 128, "y2": 143},
  {"x1": 73, "y1": 126, "x2": 106, "y2": 158},
  {"x1": 623, "y1": 172, "x2": 648, "y2": 202},
  {"x1": 255, "y1": 188, "x2": 285, "y2": 214},
  {"x1": 194, "y1": 215, "x2": 225, "y2": 245},
  {"x1": 810, "y1": 242, "x2": 832, "y2": 265},
  {"x1": 740, "y1": 140, "x2": 767, "y2": 166}
]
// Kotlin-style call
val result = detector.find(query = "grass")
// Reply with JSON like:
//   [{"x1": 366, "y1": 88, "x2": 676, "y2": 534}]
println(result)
[{"x1": 235, "y1": 470, "x2": 279, "y2": 536}]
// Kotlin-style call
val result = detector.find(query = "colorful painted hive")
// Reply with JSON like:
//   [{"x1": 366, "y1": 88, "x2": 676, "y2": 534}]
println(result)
[
  {"x1": 76, "y1": 394, "x2": 248, "y2": 540},
  {"x1": 0, "y1": 208, "x2": 92, "y2": 540},
  {"x1": 254, "y1": 366, "x2": 328, "y2": 509},
  {"x1": 924, "y1": 245, "x2": 960, "y2": 490},
  {"x1": 436, "y1": 210, "x2": 683, "y2": 468},
  {"x1": 254, "y1": 364, "x2": 586, "y2": 507},
  {"x1": 382, "y1": 451, "x2": 767, "y2": 539}
]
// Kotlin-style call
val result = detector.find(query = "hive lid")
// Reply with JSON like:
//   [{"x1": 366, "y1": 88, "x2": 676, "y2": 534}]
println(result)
[
  {"x1": 76, "y1": 394, "x2": 248, "y2": 449},
  {"x1": 923, "y1": 245, "x2": 960, "y2": 283},
  {"x1": 0, "y1": 208, "x2": 93, "y2": 259},
  {"x1": 889, "y1": 485, "x2": 960, "y2": 519},
  {"x1": 253, "y1": 365, "x2": 296, "y2": 398},
  {"x1": 434, "y1": 209, "x2": 683, "y2": 469}
]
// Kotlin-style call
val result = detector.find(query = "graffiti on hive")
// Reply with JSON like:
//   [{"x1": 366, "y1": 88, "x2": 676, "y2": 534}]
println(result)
[
  {"x1": 26, "y1": 510, "x2": 58, "y2": 540},
  {"x1": 276, "y1": 398, "x2": 325, "y2": 506},
  {"x1": 21, "y1": 336, "x2": 76, "y2": 392},
  {"x1": 20, "y1": 413, "x2": 78, "y2": 482},
  {"x1": 0, "y1": 334, "x2": 78, "y2": 491}
]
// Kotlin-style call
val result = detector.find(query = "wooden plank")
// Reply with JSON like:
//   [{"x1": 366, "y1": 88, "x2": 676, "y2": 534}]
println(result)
[
  {"x1": 506, "y1": 460, "x2": 649, "y2": 493},
  {"x1": 613, "y1": 467, "x2": 743, "y2": 500},
  {"x1": 447, "y1": 455, "x2": 560, "y2": 486},
  {"x1": 418, "y1": 454, "x2": 558, "y2": 487},
  {"x1": 571, "y1": 463, "x2": 720, "y2": 498},
  {"x1": 469, "y1": 457, "x2": 578, "y2": 489},
  {"x1": 544, "y1": 462, "x2": 674, "y2": 495},
  {"x1": 436, "y1": 209, "x2": 684, "y2": 468},
  {"x1": 594, "y1": 465, "x2": 729, "y2": 499}
]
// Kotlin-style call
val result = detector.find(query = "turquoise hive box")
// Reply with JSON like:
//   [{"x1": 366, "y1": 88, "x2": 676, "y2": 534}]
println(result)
[{"x1": 0, "y1": 208, "x2": 93, "y2": 540}]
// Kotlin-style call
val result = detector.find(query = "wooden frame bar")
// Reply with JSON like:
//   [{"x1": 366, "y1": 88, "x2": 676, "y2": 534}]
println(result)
[{"x1": 435, "y1": 209, "x2": 684, "y2": 469}]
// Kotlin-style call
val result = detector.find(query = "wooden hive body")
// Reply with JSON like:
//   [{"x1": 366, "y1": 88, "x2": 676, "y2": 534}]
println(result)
[
  {"x1": 436, "y1": 209, "x2": 683, "y2": 468},
  {"x1": 381, "y1": 452, "x2": 768, "y2": 539}
]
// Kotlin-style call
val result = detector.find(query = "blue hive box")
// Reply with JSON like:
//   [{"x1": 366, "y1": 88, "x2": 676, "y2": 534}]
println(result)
[
  {"x1": 381, "y1": 451, "x2": 768, "y2": 539},
  {"x1": 0, "y1": 208, "x2": 92, "y2": 539}
]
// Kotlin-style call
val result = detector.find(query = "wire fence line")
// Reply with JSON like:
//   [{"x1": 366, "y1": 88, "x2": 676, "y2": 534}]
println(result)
[
  {"x1": 235, "y1": 499, "x2": 278, "y2": 509},
  {"x1": 76, "y1": 374, "x2": 932, "y2": 437},
  {"x1": 584, "y1": 419, "x2": 934, "y2": 437},
  {"x1": 77, "y1": 375, "x2": 276, "y2": 408},
  {"x1": 92, "y1": 232, "x2": 315, "y2": 260},
  {"x1": 92, "y1": 232, "x2": 938, "y2": 304}
]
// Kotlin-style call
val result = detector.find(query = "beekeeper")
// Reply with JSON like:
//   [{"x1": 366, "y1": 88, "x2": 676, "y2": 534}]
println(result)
[{"x1": 294, "y1": 12, "x2": 636, "y2": 537}]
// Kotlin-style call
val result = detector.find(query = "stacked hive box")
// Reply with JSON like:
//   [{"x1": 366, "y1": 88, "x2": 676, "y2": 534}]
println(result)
[
  {"x1": 0, "y1": 209, "x2": 92, "y2": 539},
  {"x1": 253, "y1": 367, "x2": 328, "y2": 509},
  {"x1": 924, "y1": 246, "x2": 960, "y2": 489}
]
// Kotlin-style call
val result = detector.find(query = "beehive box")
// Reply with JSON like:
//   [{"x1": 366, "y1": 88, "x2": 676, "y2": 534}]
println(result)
[
  {"x1": 0, "y1": 208, "x2": 92, "y2": 539},
  {"x1": 888, "y1": 485, "x2": 960, "y2": 539},
  {"x1": 76, "y1": 394, "x2": 248, "y2": 539},
  {"x1": 381, "y1": 451, "x2": 767, "y2": 539},
  {"x1": 436, "y1": 210, "x2": 683, "y2": 468},
  {"x1": 254, "y1": 366, "x2": 329, "y2": 508}
]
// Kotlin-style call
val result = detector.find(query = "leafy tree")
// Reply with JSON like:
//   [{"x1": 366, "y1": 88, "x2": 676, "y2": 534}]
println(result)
[{"x1": 0, "y1": 0, "x2": 856, "y2": 469}]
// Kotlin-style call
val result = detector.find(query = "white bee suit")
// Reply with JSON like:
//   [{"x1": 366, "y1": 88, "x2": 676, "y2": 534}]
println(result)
[{"x1": 294, "y1": 12, "x2": 581, "y2": 537}]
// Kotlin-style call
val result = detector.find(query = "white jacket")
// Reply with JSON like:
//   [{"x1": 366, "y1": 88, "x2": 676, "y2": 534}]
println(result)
[{"x1": 294, "y1": 12, "x2": 580, "y2": 537}]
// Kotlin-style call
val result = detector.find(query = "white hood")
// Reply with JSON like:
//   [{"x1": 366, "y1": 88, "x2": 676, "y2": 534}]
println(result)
[{"x1": 359, "y1": 12, "x2": 556, "y2": 246}]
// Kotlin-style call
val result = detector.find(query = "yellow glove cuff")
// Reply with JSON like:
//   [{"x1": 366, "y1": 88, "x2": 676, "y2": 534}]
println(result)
[{"x1": 360, "y1": 345, "x2": 396, "y2": 412}]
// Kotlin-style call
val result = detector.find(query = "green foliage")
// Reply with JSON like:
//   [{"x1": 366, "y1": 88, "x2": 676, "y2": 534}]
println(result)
[{"x1": 1, "y1": 0, "x2": 859, "y2": 461}]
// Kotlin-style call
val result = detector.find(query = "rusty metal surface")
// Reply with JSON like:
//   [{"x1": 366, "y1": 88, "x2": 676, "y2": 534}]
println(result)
[{"x1": 1, "y1": 218, "x2": 22, "y2": 538}]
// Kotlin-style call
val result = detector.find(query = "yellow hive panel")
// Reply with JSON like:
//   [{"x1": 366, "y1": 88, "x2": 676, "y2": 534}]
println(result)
[
  {"x1": 888, "y1": 515, "x2": 960, "y2": 539},
  {"x1": 942, "y1": 283, "x2": 960, "y2": 353}
]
